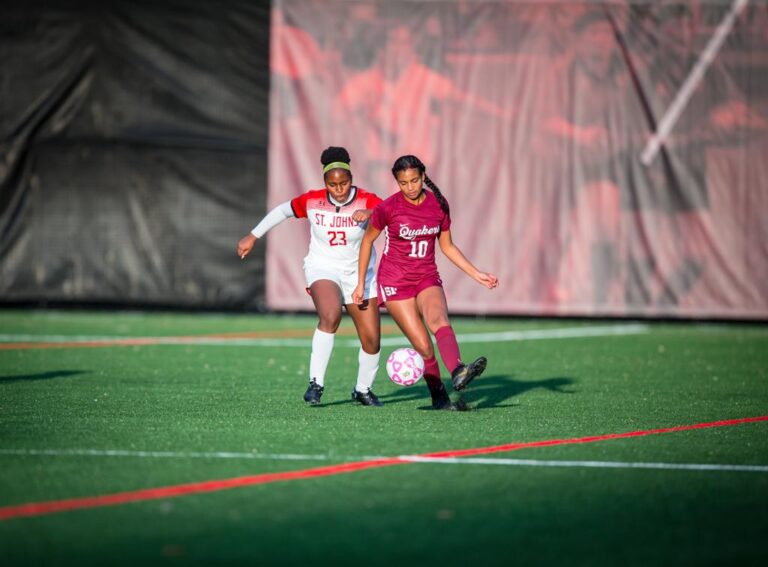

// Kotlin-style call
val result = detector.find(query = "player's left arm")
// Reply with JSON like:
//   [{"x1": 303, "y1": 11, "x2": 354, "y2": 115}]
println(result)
[
  {"x1": 351, "y1": 193, "x2": 384, "y2": 223},
  {"x1": 352, "y1": 224, "x2": 382, "y2": 304},
  {"x1": 438, "y1": 230, "x2": 499, "y2": 289},
  {"x1": 351, "y1": 209, "x2": 373, "y2": 223}
]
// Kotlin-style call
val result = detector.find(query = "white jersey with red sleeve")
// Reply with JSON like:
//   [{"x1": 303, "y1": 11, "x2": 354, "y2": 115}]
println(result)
[{"x1": 291, "y1": 186, "x2": 381, "y2": 273}]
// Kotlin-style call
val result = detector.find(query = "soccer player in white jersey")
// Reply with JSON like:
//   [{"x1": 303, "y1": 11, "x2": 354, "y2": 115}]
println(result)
[{"x1": 237, "y1": 147, "x2": 384, "y2": 406}]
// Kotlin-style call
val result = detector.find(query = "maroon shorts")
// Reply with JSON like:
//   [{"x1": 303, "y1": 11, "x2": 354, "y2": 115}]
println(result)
[{"x1": 378, "y1": 274, "x2": 443, "y2": 304}]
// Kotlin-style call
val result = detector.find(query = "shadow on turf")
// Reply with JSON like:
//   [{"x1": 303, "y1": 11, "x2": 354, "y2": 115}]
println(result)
[
  {"x1": 0, "y1": 370, "x2": 88, "y2": 384},
  {"x1": 317, "y1": 374, "x2": 576, "y2": 409},
  {"x1": 451, "y1": 374, "x2": 576, "y2": 410}
]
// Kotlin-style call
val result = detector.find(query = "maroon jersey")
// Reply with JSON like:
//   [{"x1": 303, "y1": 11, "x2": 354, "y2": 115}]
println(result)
[{"x1": 371, "y1": 190, "x2": 451, "y2": 285}]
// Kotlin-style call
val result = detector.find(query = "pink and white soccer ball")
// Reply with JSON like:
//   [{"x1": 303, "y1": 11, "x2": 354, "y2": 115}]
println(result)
[{"x1": 386, "y1": 348, "x2": 425, "y2": 386}]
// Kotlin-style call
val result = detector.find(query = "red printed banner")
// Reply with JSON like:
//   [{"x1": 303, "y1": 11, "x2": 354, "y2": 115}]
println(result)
[{"x1": 268, "y1": 1, "x2": 768, "y2": 318}]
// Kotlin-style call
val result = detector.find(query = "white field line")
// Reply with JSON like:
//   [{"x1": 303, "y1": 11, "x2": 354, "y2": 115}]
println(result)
[
  {"x1": 0, "y1": 448, "x2": 342, "y2": 461},
  {"x1": 1, "y1": 448, "x2": 765, "y2": 473},
  {"x1": 0, "y1": 324, "x2": 649, "y2": 348}
]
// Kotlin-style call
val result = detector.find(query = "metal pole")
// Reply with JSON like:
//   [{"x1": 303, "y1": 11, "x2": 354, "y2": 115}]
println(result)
[{"x1": 640, "y1": 0, "x2": 749, "y2": 166}]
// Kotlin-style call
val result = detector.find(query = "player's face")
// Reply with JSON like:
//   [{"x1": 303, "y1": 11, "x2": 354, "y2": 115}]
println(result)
[
  {"x1": 324, "y1": 169, "x2": 353, "y2": 202},
  {"x1": 395, "y1": 168, "x2": 424, "y2": 202}
]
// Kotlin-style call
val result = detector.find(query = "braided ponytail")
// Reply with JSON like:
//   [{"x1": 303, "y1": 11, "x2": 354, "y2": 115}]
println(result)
[
  {"x1": 423, "y1": 174, "x2": 449, "y2": 216},
  {"x1": 391, "y1": 155, "x2": 450, "y2": 215}
]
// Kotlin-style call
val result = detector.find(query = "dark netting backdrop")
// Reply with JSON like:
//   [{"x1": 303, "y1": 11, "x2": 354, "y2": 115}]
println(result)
[{"x1": 0, "y1": 1, "x2": 270, "y2": 309}]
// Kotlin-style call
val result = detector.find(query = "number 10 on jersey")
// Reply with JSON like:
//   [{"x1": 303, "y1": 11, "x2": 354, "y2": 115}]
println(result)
[{"x1": 409, "y1": 240, "x2": 428, "y2": 258}]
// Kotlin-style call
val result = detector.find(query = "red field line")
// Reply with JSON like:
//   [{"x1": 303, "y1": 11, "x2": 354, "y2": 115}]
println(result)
[
  {"x1": 0, "y1": 340, "x2": 165, "y2": 350},
  {"x1": 0, "y1": 458, "x2": 403, "y2": 521},
  {"x1": 420, "y1": 416, "x2": 768, "y2": 458},
  {"x1": 0, "y1": 325, "x2": 402, "y2": 351},
  {"x1": 1, "y1": 415, "x2": 766, "y2": 521}
]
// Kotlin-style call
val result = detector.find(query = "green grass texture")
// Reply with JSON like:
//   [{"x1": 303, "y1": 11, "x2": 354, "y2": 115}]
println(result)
[{"x1": 1, "y1": 310, "x2": 767, "y2": 565}]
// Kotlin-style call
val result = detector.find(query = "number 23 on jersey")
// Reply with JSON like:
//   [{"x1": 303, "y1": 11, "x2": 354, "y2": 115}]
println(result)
[{"x1": 329, "y1": 231, "x2": 347, "y2": 246}]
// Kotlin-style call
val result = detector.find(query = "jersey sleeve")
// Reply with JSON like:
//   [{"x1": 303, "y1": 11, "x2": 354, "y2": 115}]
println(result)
[
  {"x1": 370, "y1": 199, "x2": 388, "y2": 231},
  {"x1": 365, "y1": 192, "x2": 383, "y2": 209},
  {"x1": 290, "y1": 192, "x2": 310, "y2": 218},
  {"x1": 250, "y1": 201, "x2": 294, "y2": 238},
  {"x1": 441, "y1": 210, "x2": 451, "y2": 232}
]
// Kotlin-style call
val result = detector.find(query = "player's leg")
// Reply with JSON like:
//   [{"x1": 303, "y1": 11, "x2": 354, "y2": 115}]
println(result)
[
  {"x1": 304, "y1": 279, "x2": 344, "y2": 405},
  {"x1": 342, "y1": 266, "x2": 383, "y2": 406},
  {"x1": 416, "y1": 285, "x2": 487, "y2": 392},
  {"x1": 384, "y1": 297, "x2": 434, "y2": 359},
  {"x1": 385, "y1": 297, "x2": 457, "y2": 410},
  {"x1": 345, "y1": 297, "x2": 382, "y2": 406},
  {"x1": 415, "y1": 285, "x2": 457, "y2": 368}
]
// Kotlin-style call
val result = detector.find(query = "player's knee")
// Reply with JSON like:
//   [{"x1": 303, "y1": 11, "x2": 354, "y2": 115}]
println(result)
[
  {"x1": 426, "y1": 317, "x2": 451, "y2": 334},
  {"x1": 412, "y1": 341, "x2": 434, "y2": 359},
  {"x1": 317, "y1": 312, "x2": 341, "y2": 333}
]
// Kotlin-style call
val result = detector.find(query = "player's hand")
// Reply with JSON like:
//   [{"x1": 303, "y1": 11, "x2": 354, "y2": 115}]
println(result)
[
  {"x1": 352, "y1": 209, "x2": 372, "y2": 223},
  {"x1": 351, "y1": 284, "x2": 364, "y2": 305},
  {"x1": 237, "y1": 234, "x2": 257, "y2": 259},
  {"x1": 476, "y1": 272, "x2": 499, "y2": 289}
]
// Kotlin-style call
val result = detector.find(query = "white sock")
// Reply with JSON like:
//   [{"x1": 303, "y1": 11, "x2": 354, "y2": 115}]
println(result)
[
  {"x1": 355, "y1": 348, "x2": 380, "y2": 393},
  {"x1": 309, "y1": 328, "x2": 335, "y2": 387}
]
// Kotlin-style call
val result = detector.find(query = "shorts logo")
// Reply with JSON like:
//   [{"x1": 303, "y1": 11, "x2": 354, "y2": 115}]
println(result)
[{"x1": 382, "y1": 286, "x2": 398, "y2": 297}]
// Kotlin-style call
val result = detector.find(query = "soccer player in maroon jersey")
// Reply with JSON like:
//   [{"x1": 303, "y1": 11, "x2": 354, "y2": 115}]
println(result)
[
  {"x1": 238, "y1": 147, "x2": 384, "y2": 407},
  {"x1": 352, "y1": 155, "x2": 499, "y2": 410}
]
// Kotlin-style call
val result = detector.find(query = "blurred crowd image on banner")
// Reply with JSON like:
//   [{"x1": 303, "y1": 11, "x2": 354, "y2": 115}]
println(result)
[{"x1": 268, "y1": 0, "x2": 768, "y2": 318}]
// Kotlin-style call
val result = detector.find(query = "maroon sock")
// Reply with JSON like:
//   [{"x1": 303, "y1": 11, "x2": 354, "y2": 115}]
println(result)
[
  {"x1": 422, "y1": 355, "x2": 442, "y2": 389},
  {"x1": 435, "y1": 326, "x2": 461, "y2": 374}
]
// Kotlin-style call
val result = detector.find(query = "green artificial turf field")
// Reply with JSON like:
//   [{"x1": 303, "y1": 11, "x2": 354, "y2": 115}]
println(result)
[{"x1": 1, "y1": 309, "x2": 767, "y2": 565}]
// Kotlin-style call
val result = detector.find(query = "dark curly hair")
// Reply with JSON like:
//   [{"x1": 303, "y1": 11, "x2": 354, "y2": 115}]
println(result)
[
  {"x1": 391, "y1": 154, "x2": 449, "y2": 215},
  {"x1": 320, "y1": 146, "x2": 351, "y2": 168}
]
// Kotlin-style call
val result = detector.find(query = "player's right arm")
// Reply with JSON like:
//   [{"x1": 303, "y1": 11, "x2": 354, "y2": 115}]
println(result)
[
  {"x1": 438, "y1": 230, "x2": 499, "y2": 289},
  {"x1": 352, "y1": 224, "x2": 381, "y2": 304},
  {"x1": 237, "y1": 201, "x2": 294, "y2": 259}
]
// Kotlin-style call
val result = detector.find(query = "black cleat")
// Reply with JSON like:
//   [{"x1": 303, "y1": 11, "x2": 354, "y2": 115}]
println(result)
[
  {"x1": 429, "y1": 382, "x2": 470, "y2": 411},
  {"x1": 451, "y1": 357, "x2": 487, "y2": 391},
  {"x1": 351, "y1": 389, "x2": 383, "y2": 407},
  {"x1": 449, "y1": 392, "x2": 471, "y2": 411},
  {"x1": 303, "y1": 379, "x2": 324, "y2": 405},
  {"x1": 430, "y1": 382, "x2": 452, "y2": 410}
]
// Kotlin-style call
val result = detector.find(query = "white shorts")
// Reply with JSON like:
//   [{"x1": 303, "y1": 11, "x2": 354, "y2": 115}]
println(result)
[{"x1": 304, "y1": 262, "x2": 378, "y2": 305}]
